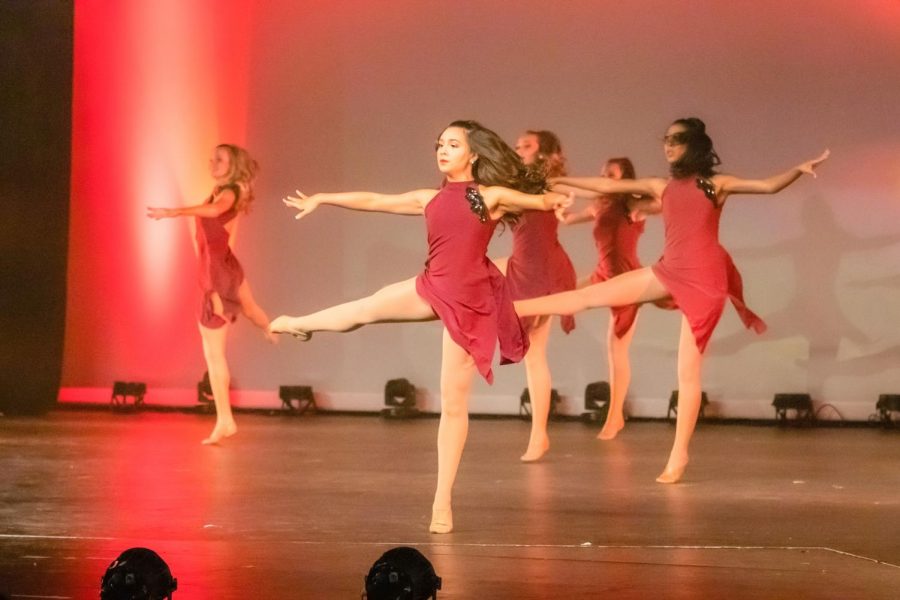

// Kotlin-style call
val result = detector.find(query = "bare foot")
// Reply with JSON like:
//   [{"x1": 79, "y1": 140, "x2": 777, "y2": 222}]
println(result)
[
  {"x1": 596, "y1": 418, "x2": 625, "y2": 441},
  {"x1": 520, "y1": 436, "x2": 550, "y2": 462},
  {"x1": 656, "y1": 456, "x2": 688, "y2": 484},
  {"x1": 429, "y1": 506, "x2": 453, "y2": 534},
  {"x1": 201, "y1": 422, "x2": 237, "y2": 445},
  {"x1": 268, "y1": 316, "x2": 311, "y2": 341}
]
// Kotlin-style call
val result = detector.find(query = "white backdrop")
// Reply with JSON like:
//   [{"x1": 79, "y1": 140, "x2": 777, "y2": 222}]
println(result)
[{"x1": 64, "y1": 1, "x2": 900, "y2": 419}]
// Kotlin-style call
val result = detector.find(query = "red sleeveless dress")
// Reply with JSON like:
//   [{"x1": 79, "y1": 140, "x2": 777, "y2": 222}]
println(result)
[
  {"x1": 651, "y1": 178, "x2": 766, "y2": 352},
  {"x1": 196, "y1": 185, "x2": 244, "y2": 328},
  {"x1": 590, "y1": 196, "x2": 645, "y2": 338},
  {"x1": 505, "y1": 210, "x2": 576, "y2": 334},
  {"x1": 415, "y1": 181, "x2": 528, "y2": 383}
]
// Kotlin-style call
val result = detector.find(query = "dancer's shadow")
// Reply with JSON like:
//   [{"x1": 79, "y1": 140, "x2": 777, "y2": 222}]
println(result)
[{"x1": 710, "y1": 194, "x2": 899, "y2": 391}]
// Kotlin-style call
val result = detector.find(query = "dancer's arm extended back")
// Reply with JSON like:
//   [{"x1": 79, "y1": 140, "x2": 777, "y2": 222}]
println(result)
[{"x1": 283, "y1": 189, "x2": 437, "y2": 219}]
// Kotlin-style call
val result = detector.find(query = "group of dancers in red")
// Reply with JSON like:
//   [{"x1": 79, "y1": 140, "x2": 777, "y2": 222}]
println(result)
[{"x1": 148, "y1": 118, "x2": 828, "y2": 533}]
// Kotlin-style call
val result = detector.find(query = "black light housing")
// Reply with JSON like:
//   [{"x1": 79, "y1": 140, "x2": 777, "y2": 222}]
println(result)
[
  {"x1": 581, "y1": 381, "x2": 610, "y2": 424},
  {"x1": 667, "y1": 390, "x2": 710, "y2": 421},
  {"x1": 382, "y1": 378, "x2": 419, "y2": 418},
  {"x1": 279, "y1": 385, "x2": 316, "y2": 414},
  {"x1": 772, "y1": 393, "x2": 814, "y2": 424},
  {"x1": 519, "y1": 388, "x2": 561, "y2": 419},
  {"x1": 110, "y1": 381, "x2": 147, "y2": 410}
]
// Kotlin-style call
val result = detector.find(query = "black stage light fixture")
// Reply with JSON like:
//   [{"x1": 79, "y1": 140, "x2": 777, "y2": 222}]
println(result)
[
  {"x1": 772, "y1": 393, "x2": 814, "y2": 424},
  {"x1": 100, "y1": 547, "x2": 177, "y2": 600},
  {"x1": 197, "y1": 371, "x2": 214, "y2": 412},
  {"x1": 382, "y1": 378, "x2": 419, "y2": 419},
  {"x1": 363, "y1": 546, "x2": 441, "y2": 600},
  {"x1": 581, "y1": 381, "x2": 610, "y2": 424},
  {"x1": 519, "y1": 388, "x2": 561, "y2": 420},
  {"x1": 110, "y1": 381, "x2": 147, "y2": 410},
  {"x1": 875, "y1": 394, "x2": 900, "y2": 427},
  {"x1": 667, "y1": 390, "x2": 709, "y2": 421},
  {"x1": 279, "y1": 385, "x2": 316, "y2": 414}
]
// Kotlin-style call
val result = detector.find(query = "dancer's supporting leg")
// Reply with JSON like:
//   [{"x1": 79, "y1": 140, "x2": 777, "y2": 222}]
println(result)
[
  {"x1": 430, "y1": 328, "x2": 477, "y2": 534},
  {"x1": 269, "y1": 276, "x2": 436, "y2": 335},
  {"x1": 198, "y1": 322, "x2": 236, "y2": 445},
  {"x1": 656, "y1": 316, "x2": 703, "y2": 483},
  {"x1": 238, "y1": 280, "x2": 277, "y2": 343},
  {"x1": 597, "y1": 312, "x2": 639, "y2": 440},
  {"x1": 520, "y1": 315, "x2": 554, "y2": 462}
]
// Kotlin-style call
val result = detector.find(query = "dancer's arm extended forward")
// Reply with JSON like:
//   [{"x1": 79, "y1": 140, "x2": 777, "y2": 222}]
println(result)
[
  {"x1": 550, "y1": 176, "x2": 666, "y2": 198},
  {"x1": 714, "y1": 149, "x2": 829, "y2": 198},
  {"x1": 283, "y1": 188, "x2": 438, "y2": 220},
  {"x1": 481, "y1": 187, "x2": 574, "y2": 220},
  {"x1": 146, "y1": 187, "x2": 237, "y2": 220}
]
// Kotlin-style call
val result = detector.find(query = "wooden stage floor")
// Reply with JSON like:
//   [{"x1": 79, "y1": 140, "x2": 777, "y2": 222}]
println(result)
[{"x1": 0, "y1": 410, "x2": 897, "y2": 598}]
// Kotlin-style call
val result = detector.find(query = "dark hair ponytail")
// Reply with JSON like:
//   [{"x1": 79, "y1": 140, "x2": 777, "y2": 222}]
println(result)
[{"x1": 669, "y1": 117, "x2": 721, "y2": 179}]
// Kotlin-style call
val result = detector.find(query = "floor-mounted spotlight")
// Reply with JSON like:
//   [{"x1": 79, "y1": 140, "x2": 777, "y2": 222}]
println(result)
[
  {"x1": 110, "y1": 381, "x2": 147, "y2": 410},
  {"x1": 382, "y1": 378, "x2": 419, "y2": 418},
  {"x1": 875, "y1": 394, "x2": 900, "y2": 427},
  {"x1": 197, "y1": 371, "x2": 214, "y2": 413},
  {"x1": 279, "y1": 385, "x2": 316, "y2": 414},
  {"x1": 667, "y1": 390, "x2": 709, "y2": 422},
  {"x1": 100, "y1": 547, "x2": 177, "y2": 600},
  {"x1": 772, "y1": 393, "x2": 814, "y2": 425},
  {"x1": 581, "y1": 381, "x2": 610, "y2": 424},
  {"x1": 519, "y1": 388, "x2": 561, "y2": 420},
  {"x1": 364, "y1": 546, "x2": 441, "y2": 600}
]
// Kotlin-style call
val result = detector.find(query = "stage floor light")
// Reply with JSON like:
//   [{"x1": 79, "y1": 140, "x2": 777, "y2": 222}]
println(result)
[
  {"x1": 110, "y1": 381, "x2": 147, "y2": 410},
  {"x1": 772, "y1": 393, "x2": 814, "y2": 425},
  {"x1": 519, "y1": 388, "x2": 561, "y2": 420},
  {"x1": 279, "y1": 385, "x2": 316, "y2": 414},
  {"x1": 667, "y1": 390, "x2": 710, "y2": 422},
  {"x1": 581, "y1": 381, "x2": 610, "y2": 424},
  {"x1": 382, "y1": 378, "x2": 419, "y2": 418},
  {"x1": 875, "y1": 394, "x2": 900, "y2": 427}
]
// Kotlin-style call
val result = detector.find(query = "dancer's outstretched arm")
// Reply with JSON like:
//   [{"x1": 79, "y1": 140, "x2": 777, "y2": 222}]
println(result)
[
  {"x1": 481, "y1": 187, "x2": 573, "y2": 220},
  {"x1": 146, "y1": 188, "x2": 237, "y2": 220},
  {"x1": 550, "y1": 176, "x2": 667, "y2": 198},
  {"x1": 283, "y1": 189, "x2": 437, "y2": 219},
  {"x1": 715, "y1": 149, "x2": 829, "y2": 200}
]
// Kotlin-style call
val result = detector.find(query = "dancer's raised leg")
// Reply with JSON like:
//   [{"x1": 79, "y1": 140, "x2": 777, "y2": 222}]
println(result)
[
  {"x1": 520, "y1": 315, "x2": 553, "y2": 462},
  {"x1": 430, "y1": 328, "x2": 477, "y2": 534},
  {"x1": 269, "y1": 277, "x2": 436, "y2": 337},
  {"x1": 597, "y1": 313, "x2": 639, "y2": 440},
  {"x1": 238, "y1": 280, "x2": 278, "y2": 343},
  {"x1": 198, "y1": 322, "x2": 236, "y2": 445},
  {"x1": 656, "y1": 316, "x2": 703, "y2": 483},
  {"x1": 515, "y1": 267, "x2": 669, "y2": 317}
]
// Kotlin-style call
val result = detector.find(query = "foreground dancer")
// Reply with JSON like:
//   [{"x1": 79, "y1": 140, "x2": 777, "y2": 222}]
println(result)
[
  {"x1": 147, "y1": 144, "x2": 275, "y2": 445},
  {"x1": 270, "y1": 120, "x2": 572, "y2": 532},
  {"x1": 499, "y1": 130, "x2": 576, "y2": 462},
  {"x1": 516, "y1": 118, "x2": 829, "y2": 482},
  {"x1": 560, "y1": 157, "x2": 647, "y2": 440}
]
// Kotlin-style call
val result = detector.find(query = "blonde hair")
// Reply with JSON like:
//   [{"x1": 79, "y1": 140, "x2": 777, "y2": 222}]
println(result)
[{"x1": 217, "y1": 143, "x2": 259, "y2": 213}]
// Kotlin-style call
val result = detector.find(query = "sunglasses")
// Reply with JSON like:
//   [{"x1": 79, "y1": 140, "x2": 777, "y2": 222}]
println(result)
[{"x1": 663, "y1": 132, "x2": 688, "y2": 147}]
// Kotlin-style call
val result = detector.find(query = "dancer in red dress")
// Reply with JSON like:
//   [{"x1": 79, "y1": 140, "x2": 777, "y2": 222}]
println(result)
[
  {"x1": 269, "y1": 120, "x2": 572, "y2": 532},
  {"x1": 493, "y1": 130, "x2": 576, "y2": 462},
  {"x1": 516, "y1": 118, "x2": 829, "y2": 482},
  {"x1": 147, "y1": 144, "x2": 276, "y2": 445},
  {"x1": 560, "y1": 157, "x2": 647, "y2": 440}
]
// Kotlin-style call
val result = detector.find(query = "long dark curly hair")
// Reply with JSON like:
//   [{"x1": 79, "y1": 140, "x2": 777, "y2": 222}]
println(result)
[
  {"x1": 668, "y1": 117, "x2": 721, "y2": 179},
  {"x1": 446, "y1": 120, "x2": 547, "y2": 194}
]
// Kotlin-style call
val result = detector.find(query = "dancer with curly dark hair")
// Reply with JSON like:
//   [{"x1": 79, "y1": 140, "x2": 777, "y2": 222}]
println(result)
[
  {"x1": 516, "y1": 118, "x2": 829, "y2": 483},
  {"x1": 269, "y1": 121, "x2": 572, "y2": 532}
]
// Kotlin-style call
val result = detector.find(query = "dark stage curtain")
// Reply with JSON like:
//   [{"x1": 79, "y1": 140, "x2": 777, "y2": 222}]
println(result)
[{"x1": 0, "y1": 1, "x2": 73, "y2": 414}]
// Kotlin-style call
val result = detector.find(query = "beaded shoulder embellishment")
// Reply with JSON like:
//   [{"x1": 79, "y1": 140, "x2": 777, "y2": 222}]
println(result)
[{"x1": 465, "y1": 186, "x2": 488, "y2": 223}]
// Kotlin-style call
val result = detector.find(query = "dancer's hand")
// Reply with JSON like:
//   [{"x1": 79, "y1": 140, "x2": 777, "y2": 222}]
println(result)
[
  {"x1": 283, "y1": 190, "x2": 320, "y2": 220},
  {"x1": 146, "y1": 207, "x2": 176, "y2": 219},
  {"x1": 551, "y1": 191, "x2": 574, "y2": 222},
  {"x1": 798, "y1": 149, "x2": 830, "y2": 178}
]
